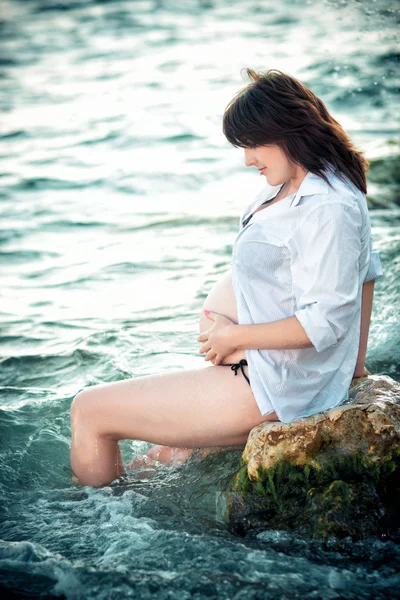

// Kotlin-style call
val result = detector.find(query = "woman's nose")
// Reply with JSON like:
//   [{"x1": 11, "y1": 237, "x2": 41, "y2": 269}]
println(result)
[{"x1": 244, "y1": 148, "x2": 256, "y2": 167}]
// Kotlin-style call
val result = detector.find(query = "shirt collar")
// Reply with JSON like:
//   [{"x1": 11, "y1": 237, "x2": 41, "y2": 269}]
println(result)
[
  {"x1": 290, "y1": 168, "x2": 333, "y2": 207},
  {"x1": 241, "y1": 164, "x2": 336, "y2": 225}
]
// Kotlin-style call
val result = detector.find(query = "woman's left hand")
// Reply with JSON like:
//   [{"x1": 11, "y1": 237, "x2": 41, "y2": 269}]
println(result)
[{"x1": 197, "y1": 311, "x2": 237, "y2": 365}]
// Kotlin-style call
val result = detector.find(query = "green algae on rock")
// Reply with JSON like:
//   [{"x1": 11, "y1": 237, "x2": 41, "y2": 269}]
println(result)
[
  {"x1": 222, "y1": 375, "x2": 400, "y2": 539},
  {"x1": 367, "y1": 153, "x2": 400, "y2": 208}
]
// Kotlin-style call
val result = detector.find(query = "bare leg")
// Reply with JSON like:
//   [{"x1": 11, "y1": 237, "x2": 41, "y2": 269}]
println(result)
[{"x1": 70, "y1": 364, "x2": 278, "y2": 487}]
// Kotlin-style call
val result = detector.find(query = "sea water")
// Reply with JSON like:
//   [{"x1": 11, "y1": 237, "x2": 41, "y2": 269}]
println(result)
[{"x1": 1, "y1": 0, "x2": 399, "y2": 598}]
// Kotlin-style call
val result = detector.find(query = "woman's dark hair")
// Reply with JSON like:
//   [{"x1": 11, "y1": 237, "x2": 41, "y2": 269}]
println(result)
[{"x1": 223, "y1": 68, "x2": 369, "y2": 194}]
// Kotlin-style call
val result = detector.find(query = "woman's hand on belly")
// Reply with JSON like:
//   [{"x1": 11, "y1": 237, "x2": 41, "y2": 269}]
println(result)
[
  {"x1": 199, "y1": 313, "x2": 246, "y2": 364},
  {"x1": 198, "y1": 311, "x2": 243, "y2": 365}
]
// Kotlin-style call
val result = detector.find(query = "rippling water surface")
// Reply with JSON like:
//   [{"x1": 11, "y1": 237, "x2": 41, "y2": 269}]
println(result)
[{"x1": 1, "y1": 0, "x2": 400, "y2": 598}]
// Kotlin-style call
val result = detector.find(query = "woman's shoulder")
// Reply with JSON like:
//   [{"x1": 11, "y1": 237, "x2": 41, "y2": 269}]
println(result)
[
  {"x1": 329, "y1": 168, "x2": 365, "y2": 199},
  {"x1": 297, "y1": 166, "x2": 366, "y2": 211}
]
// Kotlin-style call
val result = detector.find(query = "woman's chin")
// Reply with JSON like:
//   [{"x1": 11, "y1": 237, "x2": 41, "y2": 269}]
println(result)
[{"x1": 265, "y1": 176, "x2": 280, "y2": 187}]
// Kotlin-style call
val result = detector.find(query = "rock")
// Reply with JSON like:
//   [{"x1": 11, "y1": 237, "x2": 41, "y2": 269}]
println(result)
[
  {"x1": 367, "y1": 153, "x2": 400, "y2": 208},
  {"x1": 221, "y1": 374, "x2": 400, "y2": 539}
]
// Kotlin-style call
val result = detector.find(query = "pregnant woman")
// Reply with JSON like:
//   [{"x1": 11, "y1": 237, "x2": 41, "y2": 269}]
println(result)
[{"x1": 70, "y1": 69, "x2": 383, "y2": 486}]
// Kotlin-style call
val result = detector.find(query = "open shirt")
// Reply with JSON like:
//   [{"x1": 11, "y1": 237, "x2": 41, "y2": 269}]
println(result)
[{"x1": 232, "y1": 164, "x2": 383, "y2": 423}]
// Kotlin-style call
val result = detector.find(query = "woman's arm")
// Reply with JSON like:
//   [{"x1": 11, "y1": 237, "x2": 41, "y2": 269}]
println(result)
[
  {"x1": 353, "y1": 280, "x2": 374, "y2": 377},
  {"x1": 231, "y1": 280, "x2": 374, "y2": 361},
  {"x1": 229, "y1": 315, "x2": 313, "y2": 352},
  {"x1": 198, "y1": 313, "x2": 314, "y2": 364},
  {"x1": 353, "y1": 234, "x2": 383, "y2": 377}
]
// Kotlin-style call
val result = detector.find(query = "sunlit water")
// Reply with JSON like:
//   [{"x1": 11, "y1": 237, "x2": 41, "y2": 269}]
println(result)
[{"x1": 1, "y1": 0, "x2": 400, "y2": 598}]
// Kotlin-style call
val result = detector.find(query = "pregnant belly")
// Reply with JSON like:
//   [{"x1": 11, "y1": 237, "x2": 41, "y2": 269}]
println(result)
[{"x1": 199, "y1": 267, "x2": 246, "y2": 364}]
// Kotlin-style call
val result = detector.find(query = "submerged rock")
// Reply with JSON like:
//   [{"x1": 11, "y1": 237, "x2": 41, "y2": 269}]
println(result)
[{"x1": 222, "y1": 374, "x2": 400, "y2": 539}]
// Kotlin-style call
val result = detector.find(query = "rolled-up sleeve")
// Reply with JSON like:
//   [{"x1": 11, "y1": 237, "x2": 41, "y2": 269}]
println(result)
[
  {"x1": 364, "y1": 236, "x2": 383, "y2": 282},
  {"x1": 288, "y1": 202, "x2": 362, "y2": 353}
]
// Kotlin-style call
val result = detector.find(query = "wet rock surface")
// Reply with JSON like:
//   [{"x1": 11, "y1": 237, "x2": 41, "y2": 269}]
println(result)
[{"x1": 222, "y1": 375, "x2": 400, "y2": 539}]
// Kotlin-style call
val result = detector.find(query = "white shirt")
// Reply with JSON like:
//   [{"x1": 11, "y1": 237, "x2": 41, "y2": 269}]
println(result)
[{"x1": 232, "y1": 164, "x2": 383, "y2": 423}]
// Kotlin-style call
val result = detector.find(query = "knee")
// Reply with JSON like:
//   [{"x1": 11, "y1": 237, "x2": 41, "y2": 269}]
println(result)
[{"x1": 70, "y1": 387, "x2": 98, "y2": 431}]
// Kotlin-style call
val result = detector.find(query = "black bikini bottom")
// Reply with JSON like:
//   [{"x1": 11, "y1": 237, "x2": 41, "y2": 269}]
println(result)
[{"x1": 220, "y1": 359, "x2": 250, "y2": 386}]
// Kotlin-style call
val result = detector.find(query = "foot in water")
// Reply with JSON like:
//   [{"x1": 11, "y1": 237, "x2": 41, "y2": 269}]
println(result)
[
  {"x1": 126, "y1": 445, "x2": 234, "y2": 470},
  {"x1": 72, "y1": 446, "x2": 201, "y2": 484},
  {"x1": 127, "y1": 445, "x2": 195, "y2": 470}
]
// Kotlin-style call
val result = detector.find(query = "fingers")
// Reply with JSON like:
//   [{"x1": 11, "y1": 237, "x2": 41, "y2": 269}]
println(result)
[
  {"x1": 213, "y1": 354, "x2": 222, "y2": 366},
  {"x1": 205, "y1": 349, "x2": 217, "y2": 362},
  {"x1": 204, "y1": 351, "x2": 226, "y2": 365},
  {"x1": 198, "y1": 343, "x2": 211, "y2": 355}
]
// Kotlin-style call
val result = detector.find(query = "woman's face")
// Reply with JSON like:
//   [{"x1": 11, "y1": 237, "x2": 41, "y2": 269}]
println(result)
[{"x1": 244, "y1": 144, "x2": 295, "y2": 186}]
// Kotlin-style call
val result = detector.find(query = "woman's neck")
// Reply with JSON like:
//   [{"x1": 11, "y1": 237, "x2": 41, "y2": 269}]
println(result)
[{"x1": 284, "y1": 166, "x2": 308, "y2": 197}]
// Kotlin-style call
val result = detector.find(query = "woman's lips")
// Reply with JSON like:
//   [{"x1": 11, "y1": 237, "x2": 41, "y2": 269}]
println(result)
[{"x1": 259, "y1": 167, "x2": 266, "y2": 174}]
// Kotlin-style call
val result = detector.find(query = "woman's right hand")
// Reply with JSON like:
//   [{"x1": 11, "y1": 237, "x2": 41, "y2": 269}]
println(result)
[{"x1": 197, "y1": 311, "x2": 238, "y2": 365}]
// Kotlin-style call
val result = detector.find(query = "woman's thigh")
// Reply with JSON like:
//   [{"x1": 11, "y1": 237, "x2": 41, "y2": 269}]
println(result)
[{"x1": 73, "y1": 364, "x2": 277, "y2": 448}]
